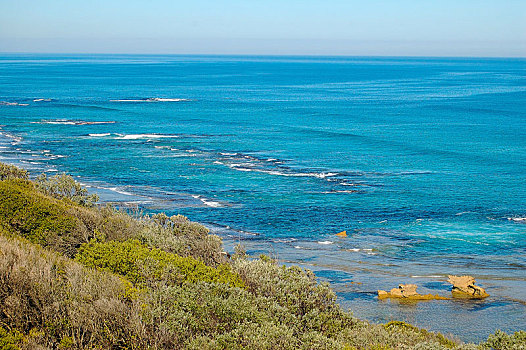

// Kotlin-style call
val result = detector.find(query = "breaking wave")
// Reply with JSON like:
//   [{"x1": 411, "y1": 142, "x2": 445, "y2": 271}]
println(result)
[
  {"x1": 110, "y1": 98, "x2": 190, "y2": 102},
  {"x1": 32, "y1": 119, "x2": 116, "y2": 125}
]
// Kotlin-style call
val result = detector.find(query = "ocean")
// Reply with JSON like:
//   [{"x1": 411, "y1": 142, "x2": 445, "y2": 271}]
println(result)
[{"x1": 0, "y1": 54, "x2": 525, "y2": 342}]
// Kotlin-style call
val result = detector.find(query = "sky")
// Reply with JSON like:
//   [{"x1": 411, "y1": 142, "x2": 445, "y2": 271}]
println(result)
[{"x1": 0, "y1": 0, "x2": 525, "y2": 57}]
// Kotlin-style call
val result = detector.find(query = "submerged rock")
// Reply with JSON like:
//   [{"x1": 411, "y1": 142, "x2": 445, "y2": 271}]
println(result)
[
  {"x1": 335, "y1": 230, "x2": 347, "y2": 238},
  {"x1": 448, "y1": 275, "x2": 489, "y2": 298},
  {"x1": 378, "y1": 284, "x2": 448, "y2": 300}
]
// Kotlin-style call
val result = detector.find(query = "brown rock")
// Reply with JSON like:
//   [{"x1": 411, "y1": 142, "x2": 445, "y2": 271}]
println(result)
[
  {"x1": 378, "y1": 284, "x2": 448, "y2": 300},
  {"x1": 447, "y1": 275, "x2": 489, "y2": 298},
  {"x1": 335, "y1": 230, "x2": 347, "y2": 237}
]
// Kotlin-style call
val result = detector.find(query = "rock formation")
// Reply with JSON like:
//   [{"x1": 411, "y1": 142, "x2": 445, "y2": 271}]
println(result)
[
  {"x1": 335, "y1": 230, "x2": 347, "y2": 237},
  {"x1": 448, "y1": 275, "x2": 489, "y2": 298},
  {"x1": 378, "y1": 284, "x2": 448, "y2": 300}
]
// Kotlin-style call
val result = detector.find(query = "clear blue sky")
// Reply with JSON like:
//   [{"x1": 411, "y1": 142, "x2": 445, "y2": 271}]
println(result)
[{"x1": 1, "y1": 0, "x2": 525, "y2": 56}]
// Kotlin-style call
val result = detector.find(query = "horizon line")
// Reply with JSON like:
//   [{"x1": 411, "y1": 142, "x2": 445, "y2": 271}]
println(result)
[{"x1": 1, "y1": 52, "x2": 525, "y2": 60}]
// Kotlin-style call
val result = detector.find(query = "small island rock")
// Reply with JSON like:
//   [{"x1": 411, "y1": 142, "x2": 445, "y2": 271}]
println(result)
[
  {"x1": 447, "y1": 275, "x2": 489, "y2": 298},
  {"x1": 378, "y1": 284, "x2": 448, "y2": 300}
]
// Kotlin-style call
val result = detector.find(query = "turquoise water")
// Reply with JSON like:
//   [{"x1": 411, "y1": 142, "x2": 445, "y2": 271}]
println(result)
[{"x1": 1, "y1": 54, "x2": 525, "y2": 342}]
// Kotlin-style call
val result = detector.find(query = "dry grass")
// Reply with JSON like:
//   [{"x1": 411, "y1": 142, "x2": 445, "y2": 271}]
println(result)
[{"x1": 0, "y1": 231, "x2": 145, "y2": 349}]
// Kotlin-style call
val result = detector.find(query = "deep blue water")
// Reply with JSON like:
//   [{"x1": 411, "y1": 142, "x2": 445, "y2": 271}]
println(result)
[{"x1": 1, "y1": 54, "x2": 525, "y2": 342}]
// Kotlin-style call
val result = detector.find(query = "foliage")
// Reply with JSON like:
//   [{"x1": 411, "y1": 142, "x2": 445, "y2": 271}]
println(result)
[
  {"x1": 137, "y1": 213, "x2": 226, "y2": 266},
  {"x1": 0, "y1": 326, "x2": 23, "y2": 350},
  {"x1": 0, "y1": 162, "x2": 28, "y2": 181},
  {"x1": 481, "y1": 330, "x2": 526, "y2": 350},
  {"x1": 233, "y1": 257, "x2": 341, "y2": 317},
  {"x1": 75, "y1": 239, "x2": 245, "y2": 288},
  {"x1": 0, "y1": 179, "x2": 91, "y2": 256},
  {"x1": 0, "y1": 232, "x2": 145, "y2": 349},
  {"x1": 35, "y1": 173, "x2": 99, "y2": 207},
  {"x1": 384, "y1": 321, "x2": 457, "y2": 348}
]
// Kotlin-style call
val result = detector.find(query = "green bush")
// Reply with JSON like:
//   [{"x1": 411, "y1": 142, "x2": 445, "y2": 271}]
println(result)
[
  {"x1": 233, "y1": 257, "x2": 341, "y2": 317},
  {"x1": 0, "y1": 179, "x2": 91, "y2": 256},
  {"x1": 138, "y1": 213, "x2": 226, "y2": 266},
  {"x1": 75, "y1": 239, "x2": 245, "y2": 288},
  {"x1": 0, "y1": 326, "x2": 23, "y2": 350},
  {"x1": 384, "y1": 321, "x2": 457, "y2": 348},
  {"x1": 0, "y1": 232, "x2": 145, "y2": 349},
  {"x1": 482, "y1": 330, "x2": 526, "y2": 350},
  {"x1": 0, "y1": 162, "x2": 28, "y2": 181},
  {"x1": 35, "y1": 173, "x2": 99, "y2": 207}
]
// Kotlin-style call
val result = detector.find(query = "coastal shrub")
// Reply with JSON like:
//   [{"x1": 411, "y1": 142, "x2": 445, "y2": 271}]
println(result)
[
  {"x1": 141, "y1": 282, "x2": 270, "y2": 347},
  {"x1": 142, "y1": 282, "x2": 345, "y2": 350},
  {"x1": 0, "y1": 232, "x2": 145, "y2": 349},
  {"x1": 35, "y1": 173, "x2": 99, "y2": 207},
  {"x1": 75, "y1": 239, "x2": 245, "y2": 288},
  {"x1": 0, "y1": 162, "x2": 28, "y2": 181},
  {"x1": 384, "y1": 321, "x2": 457, "y2": 348},
  {"x1": 231, "y1": 257, "x2": 364, "y2": 341},
  {"x1": 0, "y1": 179, "x2": 92, "y2": 256},
  {"x1": 0, "y1": 326, "x2": 23, "y2": 350},
  {"x1": 151, "y1": 213, "x2": 209, "y2": 237},
  {"x1": 232, "y1": 257, "x2": 342, "y2": 316},
  {"x1": 94, "y1": 204, "x2": 144, "y2": 242},
  {"x1": 482, "y1": 329, "x2": 526, "y2": 350},
  {"x1": 137, "y1": 213, "x2": 226, "y2": 266}
]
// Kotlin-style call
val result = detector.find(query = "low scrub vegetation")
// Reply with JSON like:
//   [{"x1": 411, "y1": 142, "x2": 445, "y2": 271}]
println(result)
[
  {"x1": 0, "y1": 161, "x2": 524, "y2": 349},
  {"x1": 0, "y1": 162, "x2": 28, "y2": 181},
  {"x1": 35, "y1": 173, "x2": 99, "y2": 207},
  {"x1": 76, "y1": 238, "x2": 244, "y2": 288}
]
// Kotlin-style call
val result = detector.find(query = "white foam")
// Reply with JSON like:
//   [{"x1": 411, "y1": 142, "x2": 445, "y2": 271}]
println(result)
[
  {"x1": 272, "y1": 238, "x2": 297, "y2": 243},
  {"x1": 321, "y1": 190, "x2": 358, "y2": 193},
  {"x1": 0, "y1": 132, "x2": 22, "y2": 143},
  {"x1": 89, "y1": 133, "x2": 111, "y2": 137},
  {"x1": 33, "y1": 98, "x2": 52, "y2": 102},
  {"x1": 117, "y1": 134, "x2": 180, "y2": 140},
  {"x1": 201, "y1": 199, "x2": 222, "y2": 207},
  {"x1": 110, "y1": 98, "x2": 190, "y2": 102},
  {"x1": 318, "y1": 241, "x2": 334, "y2": 245},
  {"x1": 32, "y1": 120, "x2": 115, "y2": 126},
  {"x1": 346, "y1": 248, "x2": 374, "y2": 253},
  {"x1": 98, "y1": 186, "x2": 134, "y2": 196},
  {"x1": 191, "y1": 194, "x2": 222, "y2": 207},
  {"x1": 508, "y1": 217, "x2": 526, "y2": 222},
  {"x1": 227, "y1": 164, "x2": 338, "y2": 179},
  {"x1": 410, "y1": 275, "x2": 443, "y2": 278},
  {"x1": 0, "y1": 101, "x2": 28, "y2": 106}
]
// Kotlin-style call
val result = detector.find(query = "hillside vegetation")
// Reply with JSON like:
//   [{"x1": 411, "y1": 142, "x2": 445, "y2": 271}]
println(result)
[{"x1": 0, "y1": 162, "x2": 524, "y2": 349}]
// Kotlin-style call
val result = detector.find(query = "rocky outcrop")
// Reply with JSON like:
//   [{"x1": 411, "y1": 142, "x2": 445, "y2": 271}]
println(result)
[
  {"x1": 378, "y1": 284, "x2": 448, "y2": 300},
  {"x1": 335, "y1": 230, "x2": 347, "y2": 237},
  {"x1": 448, "y1": 275, "x2": 489, "y2": 298}
]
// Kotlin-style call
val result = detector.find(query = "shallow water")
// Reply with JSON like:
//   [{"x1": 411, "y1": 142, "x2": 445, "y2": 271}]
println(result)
[{"x1": 1, "y1": 54, "x2": 525, "y2": 342}]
